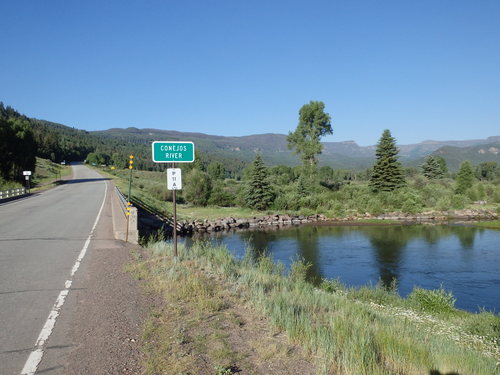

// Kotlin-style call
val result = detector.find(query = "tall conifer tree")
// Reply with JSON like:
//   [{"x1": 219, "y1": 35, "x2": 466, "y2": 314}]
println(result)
[
  {"x1": 455, "y1": 160, "x2": 475, "y2": 194},
  {"x1": 422, "y1": 156, "x2": 444, "y2": 179},
  {"x1": 245, "y1": 154, "x2": 274, "y2": 210},
  {"x1": 369, "y1": 129, "x2": 405, "y2": 192}
]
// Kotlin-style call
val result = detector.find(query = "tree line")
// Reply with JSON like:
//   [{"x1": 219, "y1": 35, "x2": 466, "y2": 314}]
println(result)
[{"x1": 174, "y1": 101, "x2": 499, "y2": 214}]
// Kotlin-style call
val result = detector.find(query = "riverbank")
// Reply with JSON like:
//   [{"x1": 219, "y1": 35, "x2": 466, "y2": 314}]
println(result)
[
  {"x1": 129, "y1": 241, "x2": 499, "y2": 375},
  {"x1": 173, "y1": 208, "x2": 499, "y2": 234}
]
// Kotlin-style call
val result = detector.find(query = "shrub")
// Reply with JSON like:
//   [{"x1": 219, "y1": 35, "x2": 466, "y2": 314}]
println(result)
[
  {"x1": 366, "y1": 197, "x2": 384, "y2": 215},
  {"x1": 450, "y1": 194, "x2": 468, "y2": 209},
  {"x1": 464, "y1": 310, "x2": 500, "y2": 341},
  {"x1": 208, "y1": 182, "x2": 235, "y2": 206},
  {"x1": 408, "y1": 286, "x2": 456, "y2": 315},
  {"x1": 436, "y1": 196, "x2": 452, "y2": 211},
  {"x1": 288, "y1": 258, "x2": 311, "y2": 283}
]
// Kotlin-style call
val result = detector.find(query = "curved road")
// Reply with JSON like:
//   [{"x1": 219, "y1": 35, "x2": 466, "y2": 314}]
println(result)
[{"x1": 0, "y1": 164, "x2": 108, "y2": 374}]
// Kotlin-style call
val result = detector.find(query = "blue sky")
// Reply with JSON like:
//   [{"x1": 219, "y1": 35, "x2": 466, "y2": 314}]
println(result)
[{"x1": 1, "y1": 1, "x2": 499, "y2": 146}]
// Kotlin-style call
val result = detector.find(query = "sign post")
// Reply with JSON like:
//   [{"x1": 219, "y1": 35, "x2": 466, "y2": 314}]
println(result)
[
  {"x1": 126, "y1": 155, "x2": 134, "y2": 243},
  {"x1": 23, "y1": 171, "x2": 32, "y2": 193},
  {"x1": 152, "y1": 142, "x2": 195, "y2": 257}
]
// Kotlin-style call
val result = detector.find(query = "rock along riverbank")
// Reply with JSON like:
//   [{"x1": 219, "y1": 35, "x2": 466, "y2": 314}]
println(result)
[{"x1": 174, "y1": 208, "x2": 498, "y2": 234}]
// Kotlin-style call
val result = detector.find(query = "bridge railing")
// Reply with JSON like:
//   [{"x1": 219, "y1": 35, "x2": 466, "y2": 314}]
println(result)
[
  {"x1": 114, "y1": 186, "x2": 139, "y2": 244},
  {"x1": 0, "y1": 188, "x2": 26, "y2": 201}
]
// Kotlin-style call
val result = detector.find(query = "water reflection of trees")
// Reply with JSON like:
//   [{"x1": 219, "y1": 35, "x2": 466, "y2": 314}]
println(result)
[
  {"x1": 363, "y1": 226, "x2": 412, "y2": 288},
  {"x1": 362, "y1": 225, "x2": 480, "y2": 287},
  {"x1": 196, "y1": 224, "x2": 480, "y2": 288},
  {"x1": 238, "y1": 226, "x2": 323, "y2": 283}
]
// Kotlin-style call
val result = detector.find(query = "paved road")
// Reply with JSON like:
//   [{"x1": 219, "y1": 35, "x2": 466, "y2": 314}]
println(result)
[{"x1": 0, "y1": 164, "x2": 108, "y2": 375}]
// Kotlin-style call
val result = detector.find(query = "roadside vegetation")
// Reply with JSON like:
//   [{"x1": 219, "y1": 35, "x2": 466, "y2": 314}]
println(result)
[
  {"x1": 100, "y1": 157, "x2": 500, "y2": 222},
  {"x1": 130, "y1": 240, "x2": 499, "y2": 374},
  {"x1": 0, "y1": 157, "x2": 70, "y2": 191}
]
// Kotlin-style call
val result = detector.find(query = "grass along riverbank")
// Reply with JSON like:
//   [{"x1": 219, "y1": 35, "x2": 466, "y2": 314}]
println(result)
[{"x1": 130, "y1": 241, "x2": 499, "y2": 375}]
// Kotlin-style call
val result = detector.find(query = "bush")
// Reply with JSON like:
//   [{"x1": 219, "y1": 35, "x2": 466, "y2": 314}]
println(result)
[
  {"x1": 436, "y1": 196, "x2": 452, "y2": 211},
  {"x1": 409, "y1": 286, "x2": 456, "y2": 315},
  {"x1": 208, "y1": 182, "x2": 235, "y2": 206},
  {"x1": 288, "y1": 258, "x2": 311, "y2": 283},
  {"x1": 366, "y1": 197, "x2": 384, "y2": 215},
  {"x1": 464, "y1": 310, "x2": 500, "y2": 341},
  {"x1": 450, "y1": 194, "x2": 468, "y2": 209},
  {"x1": 184, "y1": 168, "x2": 212, "y2": 206}
]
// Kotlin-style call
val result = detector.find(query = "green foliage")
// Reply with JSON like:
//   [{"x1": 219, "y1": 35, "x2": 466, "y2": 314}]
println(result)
[
  {"x1": 287, "y1": 101, "x2": 332, "y2": 168},
  {"x1": 464, "y1": 310, "x2": 500, "y2": 341},
  {"x1": 184, "y1": 168, "x2": 212, "y2": 206},
  {"x1": 422, "y1": 155, "x2": 445, "y2": 179},
  {"x1": 288, "y1": 258, "x2": 311, "y2": 283},
  {"x1": 244, "y1": 154, "x2": 274, "y2": 210},
  {"x1": 208, "y1": 162, "x2": 226, "y2": 180},
  {"x1": 0, "y1": 115, "x2": 37, "y2": 182},
  {"x1": 86, "y1": 152, "x2": 111, "y2": 165},
  {"x1": 214, "y1": 365, "x2": 233, "y2": 375},
  {"x1": 369, "y1": 129, "x2": 405, "y2": 192},
  {"x1": 455, "y1": 160, "x2": 476, "y2": 194},
  {"x1": 475, "y1": 161, "x2": 498, "y2": 181},
  {"x1": 208, "y1": 181, "x2": 235, "y2": 207},
  {"x1": 409, "y1": 286, "x2": 456, "y2": 315}
]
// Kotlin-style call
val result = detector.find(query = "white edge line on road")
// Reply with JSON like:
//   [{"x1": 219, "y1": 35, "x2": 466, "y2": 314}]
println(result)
[{"x1": 20, "y1": 182, "x2": 108, "y2": 375}]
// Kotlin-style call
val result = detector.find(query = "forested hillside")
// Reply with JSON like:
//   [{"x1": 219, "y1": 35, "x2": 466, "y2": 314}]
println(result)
[
  {"x1": 1, "y1": 102, "x2": 499, "y2": 186},
  {"x1": 0, "y1": 103, "x2": 249, "y2": 184}
]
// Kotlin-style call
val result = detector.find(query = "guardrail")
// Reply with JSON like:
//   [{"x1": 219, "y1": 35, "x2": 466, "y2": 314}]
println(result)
[
  {"x1": 0, "y1": 188, "x2": 27, "y2": 201},
  {"x1": 115, "y1": 186, "x2": 139, "y2": 244},
  {"x1": 117, "y1": 187, "x2": 184, "y2": 234},
  {"x1": 115, "y1": 186, "x2": 129, "y2": 214}
]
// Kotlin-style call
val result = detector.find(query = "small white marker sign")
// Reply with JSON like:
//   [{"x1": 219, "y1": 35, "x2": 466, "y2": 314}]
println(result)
[
  {"x1": 23, "y1": 171, "x2": 32, "y2": 176},
  {"x1": 167, "y1": 168, "x2": 182, "y2": 190}
]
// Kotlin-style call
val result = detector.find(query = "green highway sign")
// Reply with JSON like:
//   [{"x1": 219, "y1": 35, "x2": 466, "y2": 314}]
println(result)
[{"x1": 152, "y1": 141, "x2": 195, "y2": 163}]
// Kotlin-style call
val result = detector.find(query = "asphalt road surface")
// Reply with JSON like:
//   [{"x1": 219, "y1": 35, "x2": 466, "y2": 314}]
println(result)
[{"x1": 0, "y1": 164, "x2": 108, "y2": 374}]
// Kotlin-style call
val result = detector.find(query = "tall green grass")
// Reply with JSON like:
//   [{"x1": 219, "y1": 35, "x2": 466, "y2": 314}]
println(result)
[{"x1": 143, "y1": 240, "x2": 499, "y2": 374}]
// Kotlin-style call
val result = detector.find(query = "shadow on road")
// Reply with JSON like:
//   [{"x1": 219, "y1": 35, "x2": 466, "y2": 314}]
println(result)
[{"x1": 64, "y1": 178, "x2": 110, "y2": 184}]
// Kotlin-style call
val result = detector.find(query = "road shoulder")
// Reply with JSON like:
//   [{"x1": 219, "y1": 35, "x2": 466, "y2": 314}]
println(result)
[{"x1": 37, "y1": 182, "x2": 148, "y2": 374}]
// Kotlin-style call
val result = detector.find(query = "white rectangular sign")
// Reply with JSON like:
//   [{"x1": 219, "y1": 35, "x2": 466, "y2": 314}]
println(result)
[
  {"x1": 23, "y1": 171, "x2": 32, "y2": 176},
  {"x1": 167, "y1": 168, "x2": 182, "y2": 190}
]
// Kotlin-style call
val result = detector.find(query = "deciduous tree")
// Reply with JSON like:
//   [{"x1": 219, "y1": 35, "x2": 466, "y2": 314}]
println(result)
[{"x1": 287, "y1": 101, "x2": 332, "y2": 168}]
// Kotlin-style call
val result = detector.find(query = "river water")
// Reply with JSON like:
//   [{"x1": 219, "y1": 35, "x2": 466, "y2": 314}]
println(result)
[{"x1": 186, "y1": 224, "x2": 500, "y2": 313}]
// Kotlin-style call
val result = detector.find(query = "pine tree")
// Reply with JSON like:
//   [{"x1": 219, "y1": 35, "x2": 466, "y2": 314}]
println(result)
[
  {"x1": 245, "y1": 154, "x2": 274, "y2": 210},
  {"x1": 422, "y1": 156, "x2": 444, "y2": 179},
  {"x1": 369, "y1": 129, "x2": 405, "y2": 192},
  {"x1": 455, "y1": 160, "x2": 475, "y2": 194}
]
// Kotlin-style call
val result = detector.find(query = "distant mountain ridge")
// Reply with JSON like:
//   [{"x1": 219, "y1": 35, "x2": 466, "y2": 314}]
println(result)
[{"x1": 92, "y1": 128, "x2": 500, "y2": 170}]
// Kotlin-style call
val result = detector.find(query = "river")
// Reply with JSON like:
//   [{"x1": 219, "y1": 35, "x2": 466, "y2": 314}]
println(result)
[{"x1": 185, "y1": 224, "x2": 500, "y2": 313}]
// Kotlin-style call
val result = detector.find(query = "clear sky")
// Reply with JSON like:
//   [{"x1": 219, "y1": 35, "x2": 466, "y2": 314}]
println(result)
[{"x1": 1, "y1": 1, "x2": 499, "y2": 146}]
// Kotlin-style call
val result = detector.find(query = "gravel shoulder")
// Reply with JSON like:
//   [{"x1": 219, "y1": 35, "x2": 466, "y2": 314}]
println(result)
[{"x1": 36, "y1": 181, "x2": 149, "y2": 375}]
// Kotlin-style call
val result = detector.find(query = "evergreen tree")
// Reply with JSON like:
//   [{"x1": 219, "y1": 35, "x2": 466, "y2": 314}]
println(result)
[
  {"x1": 422, "y1": 156, "x2": 444, "y2": 179},
  {"x1": 434, "y1": 156, "x2": 448, "y2": 176},
  {"x1": 369, "y1": 129, "x2": 405, "y2": 192},
  {"x1": 245, "y1": 154, "x2": 274, "y2": 210},
  {"x1": 455, "y1": 160, "x2": 475, "y2": 194}
]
